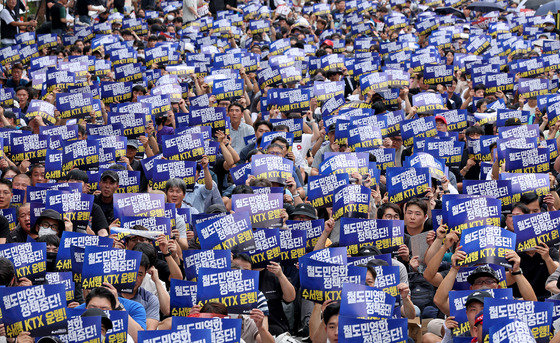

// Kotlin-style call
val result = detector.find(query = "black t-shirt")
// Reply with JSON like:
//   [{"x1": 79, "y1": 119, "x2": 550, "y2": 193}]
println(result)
[
  {"x1": 513, "y1": 247, "x2": 560, "y2": 301},
  {"x1": 91, "y1": 203, "x2": 109, "y2": 234},
  {"x1": 94, "y1": 194, "x2": 114, "y2": 224},
  {"x1": 50, "y1": 2, "x2": 66, "y2": 30},
  {"x1": 259, "y1": 269, "x2": 289, "y2": 336}
]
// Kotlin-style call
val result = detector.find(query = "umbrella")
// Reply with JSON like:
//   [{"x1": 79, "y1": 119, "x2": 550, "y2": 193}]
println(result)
[
  {"x1": 536, "y1": 0, "x2": 560, "y2": 14},
  {"x1": 467, "y1": 1, "x2": 506, "y2": 12},
  {"x1": 523, "y1": 0, "x2": 555, "y2": 10},
  {"x1": 434, "y1": 6, "x2": 467, "y2": 18}
]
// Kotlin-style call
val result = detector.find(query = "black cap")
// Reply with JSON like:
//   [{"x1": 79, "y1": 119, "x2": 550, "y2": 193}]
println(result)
[
  {"x1": 356, "y1": 245, "x2": 382, "y2": 256},
  {"x1": 465, "y1": 290, "x2": 493, "y2": 308},
  {"x1": 81, "y1": 308, "x2": 113, "y2": 330},
  {"x1": 34, "y1": 209, "x2": 64, "y2": 231},
  {"x1": 100, "y1": 170, "x2": 119, "y2": 183},
  {"x1": 66, "y1": 169, "x2": 88, "y2": 183},
  {"x1": 467, "y1": 265, "x2": 500, "y2": 285},
  {"x1": 289, "y1": 203, "x2": 318, "y2": 220},
  {"x1": 367, "y1": 258, "x2": 389, "y2": 267},
  {"x1": 327, "y1": 123, "x2": 336, "y2": 133}
]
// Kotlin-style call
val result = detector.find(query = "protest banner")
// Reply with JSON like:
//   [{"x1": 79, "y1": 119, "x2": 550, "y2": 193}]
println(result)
[
  {"x1": 386, "y1": 167, "x2": 431, "y2": 204},
  {"x1": 0, "y1": 284, "x2": 68, "y2": 337},
  {"x1": 338, "y1": 317, "x2": 408, "y2": 343},
  {"x1": 339, "y1": 283, "x2": 396, "y2": 319},
  {"x1": 170, "y1": 279, "x2": 197, "y2": 317},
  {"x1": 182, "y1": 249, "x2": 231, "y2": 281},
  {"x1": 285, "y1": 219, "x2": 325, "y2": 251},
  {"x1": 307, "y1": 173, "x2": 349, "y2": 208},
  {"x1": 483, "y1": 298, "x2": 552, "y2": 343},
  {"x1": 81, "y1": 246, "x2": 142, "y2": 293},
  {"x1": 113, "y1": 193, "x2": 166, "y2": 218},
  {"x1": 319, "y1": 153, "x2": 360, "y2": 175},
  {"x1": 513, "y1": 211, "x2": 560, "y2": 251},
  {"x1": 196, "y1": 212, "x2": 256, "y2": 251},
  {"x1": 339, "y1": 217, "x2": 404, "y2": 255},
  {"x1": 279, "y1": 228, "x2": 306, "y2": 262},
  {"x1": 443, "y1": 196, "x2": 501, "y2": 234},
  {"x1": 250, "y1": 154, "x2": 293, "y2": 184},
  {"x1": 462, "y1": 180, "x2": 513, "y2": 209},
  {"x1": 45, "y1": 190, "x2": 94, "y2": 232},
  {"x1": 196, "y1": 268, "x2": 260, "y2": 314},
  {"x1": 0, "y1": 243, "x2": 46, "y2": 283},
  {"x1": 503, "y1": 147, "x2": 550, "y2": 173},
  {"x1": 138, "y1": 329, "x2": 211, "y2": 343},
  {"x1": 232, "y1": 193, "x2": 283, "y2": 228},
  {"x1": 332, "y1": 184, "x2": 371, "y2": 221},
  {"x1": 55, "y1": 231, "x2": 113, "y2": 271},
  {"x1": 162, "y1": 133, "x2": 206, "y2": 161},
  {"x1": 45, "y1": 272, "x2": 75, "y2": 303},
  {"x1": 458, "y1": 226, "x2": 516, "y2": 268}
]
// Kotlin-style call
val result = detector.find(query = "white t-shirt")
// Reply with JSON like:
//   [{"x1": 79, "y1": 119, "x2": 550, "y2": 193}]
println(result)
[{"x1": 293, "y1": 133, "x2": 313, "y2": 168}]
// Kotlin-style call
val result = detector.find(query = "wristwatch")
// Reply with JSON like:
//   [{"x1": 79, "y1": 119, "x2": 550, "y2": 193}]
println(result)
[{"x1": 511, "y1": 268, "x2": 523, "y2": 275}]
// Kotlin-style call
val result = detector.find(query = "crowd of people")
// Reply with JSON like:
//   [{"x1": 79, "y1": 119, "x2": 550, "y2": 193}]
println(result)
[{"x1": 0, "y1": 0, "x2": 559, "y2": 341}]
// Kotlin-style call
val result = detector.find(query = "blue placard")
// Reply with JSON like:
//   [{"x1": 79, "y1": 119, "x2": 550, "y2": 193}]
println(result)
[
  {"x1": 503, "y1": 147, "x2": 549, "y2": 173},
  {"x1": 162, "y1": 133, "x2": 206, "y2": 161},
  {"x1": 62, "y1": 139, "x2": 99, "y2": 173},
  {"x1": 386, "y1": 167, "x2": 431, "y2": 204},
  {"x1": 0, "y1": 242, "x2": 46, "y2": 283},
  {"x1": 196, "y1": 212, "x2": 255, "y2": 251},
  {"x1": 319, "y1": 153, "x2": 360, "y2": 175},
  {"x1": 81, "y1": 246, "x2": 142, "y2": 293},
  {"x1": 423, "y1": 137, "x2": 464, "y2": 166},
  {"x1": 150, "y1": 159, "x2": 197, "y2": 191},
  {"x1": 400, "y1": 116, "x2": 437, "y2": 146},
  {"x1": 56, "y1": 92, "x2": 94, "y2": 120},
  {"x1": 332, "y1": 184, "x2": 370, "y2": 221},
  {"x1": 170, "y1": 279, "x2": 197, "y2": 317},
  {"x1": 483, "y1": 298, "x2": 552, "y2": 343},
  {"x1": 286, "y1": 219, "x2": 325, "y2": 251},
  {"x1": 338, "y1": 317, "x2": 408, "y2": 343},
  {"x1": 404, "y1": 152, "x2": 446, "y2": 180},
  {"x1": 463, "y1": 180, "x2": 513, "y2": 210},
  {"x1": 45, "y1": 272, "x2": 75, "y2": 303},
  {"x1": 458, "y1": 226, "x2": 516, "y2": 268},
  {"x1": 138, "y1": 329, "x2": 211, "y2": 343},
  {"x1": 45, "y1": 190, "x2": 93, "y2": 232},
  {"x1": 100, "y1": 81, "x2": 133, "y2": 104},
  {"x1": 339, "y1": 283, "x2": 396, "y2": 319},
  {"x1": 250, "y1": 154, "x2": 293, "y2": 184},
  {"x1": 10, "y1": 133, "x2": 51, "y2": 163},
  {"x1": 120, "y1": 216, "x2": 171, "y2": 238},
  {"x1": 232, "y1": 193, "x2": 283, "y2": 228},
  {"x1": 247, "y1": 227, "x2": 281, "y2": 268},
  {"x1": 339, "y1": 217, "x2": 405, "y2": 255},
  {"x1": 444, "y1": 196, "x2": 501, "y2": 235},
  {"x1": 0, "y1": 284, "x2": 68, "y2": 338},
  {"x1": 513, "y1": 210, "x2": 560, "y2": 251},
  {"x1": 182, "y1": 249, "x2": 231, "y2": 281},
  {"x1": 499, "y1": 173, "x2": 550, "y2": 204},
  {"x1": 196, "y1": 268, "x2": 260, "y2": 314},
  {"x1": 279, "y1": 228, "x2": 306, "y2": 262},
  {"x1": 54, "y1": 232, "x2": 113, "y2": 272},
  {"x1": 113, "y1": 193, "x2": 166, "y2": 218},
  {"x1": 307, "y1": 173, "x2": 349, "y2": 209}
]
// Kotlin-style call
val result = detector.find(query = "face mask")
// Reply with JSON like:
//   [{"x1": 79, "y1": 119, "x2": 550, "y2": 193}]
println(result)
[
  {"x1": 38, "y1": 227, "x2": 58, "y2": 237},
  {"x1": 346, "y1": 46, "x2": 353, "y2": 52}
]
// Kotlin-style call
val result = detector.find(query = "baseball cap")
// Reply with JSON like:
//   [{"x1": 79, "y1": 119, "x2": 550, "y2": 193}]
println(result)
[
  {"x1": 321, "y1": 39, "x2": 334, "y2": 47},
  {"x1": 100, "y1": 170, "x2": 119, "y2": 183},
  {"x1": 289, "y1": 203, "x2": 318, "y2": 220},
  {"x1": 467, "y1": 265, "x2": 500, "y2": 285},
  {"x1": 127, "y1": 139, "x2": 139, "y2": 149},
  {"x1": 435, "y1": 115, "x2": 447, "y2": 125},
  {"x1": 81, "y1": 308, "x2": 113, "y2": 330},
  {"x1": 465, "y1": 290, "x2": 493, "y2": 308},
  {"x1": 327, "y1": 123, "x2": 336, "y2": 133}
]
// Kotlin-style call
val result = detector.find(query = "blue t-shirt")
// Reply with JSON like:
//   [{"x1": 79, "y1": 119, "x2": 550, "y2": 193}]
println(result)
[{"x1": 77, "y1": 296, "x2": 147, "y2": 329}]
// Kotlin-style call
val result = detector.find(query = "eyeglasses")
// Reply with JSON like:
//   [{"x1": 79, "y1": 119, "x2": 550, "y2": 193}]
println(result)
[
  {"x1": 473, "y1": 279, "x2": 497, "y2": 286},
  {"x1": 128, "y1": 236, "x2": 149, "y2": 243},
  {"x1": 39, "y1": 222, "x2": 58, "y2": 231}
]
